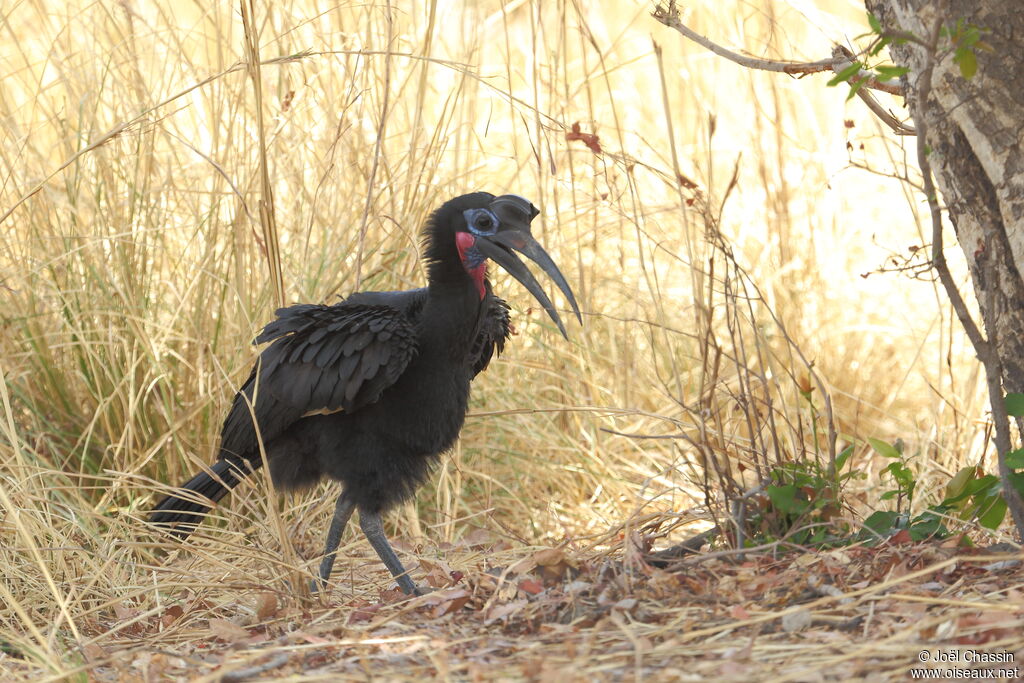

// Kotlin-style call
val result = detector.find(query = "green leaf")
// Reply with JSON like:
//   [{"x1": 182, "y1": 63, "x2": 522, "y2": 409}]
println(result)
[
  {"x1": 835, "y1": 444, "x2": 855, "y2": 472},
  {"x1": 1005, "y1": 393, "x2": 1024, "y2": 417},
  {"x1": 869, "y1": 36, "x2": 892, "y2": 57},
  {"x1": 977, "y1": 495, "x2": 1007, "y2": 530},
  {"x1": 964, "y1": 474, "x2": 1000, "y2": 498},
  {"x1": 1006, "y1": 448, "x2": 1024, "y2": 470},
  {"x1": 867, "y1": 12, "x2": 882, "y2": 34},
  {"x1": 767, "y1": 484, "x2": 809, "y2": 515},
  {"x1": 827, "y1": 61, "x2": 864, "y2": 87},
  {"x1": 962, "y1": 25, "x2": 981, "y2": 47},
  {"x1": 846, "y1": 78, "x2": 867, "y2": 101},
  {"x1": 874, "y1": 65, "x2": 909, "y2": 79},
  {"x1": 955, "y1": 49, "x2": 978, "y2": 79},
  {"x1": 869, "y1": 438, "x2": 901, "y2": 459},
  {"x1": 863, "y1": 510, "x2": 900, "y2": 535},
  {"x1": 944, "y1": 466, "x2": 977, "y2": 503}
]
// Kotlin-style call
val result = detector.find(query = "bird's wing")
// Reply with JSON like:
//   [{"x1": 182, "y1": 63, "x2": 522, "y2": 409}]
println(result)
[
  {"x1": 471, "y1": 295, "x2": 511, "y2": 377},
  {"x1": 219, "y1": 301, "x2": 419, "y2": 460}
]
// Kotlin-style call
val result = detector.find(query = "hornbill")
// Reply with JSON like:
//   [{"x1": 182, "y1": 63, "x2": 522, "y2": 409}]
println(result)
[{"x1": 151, "y1": 192, "x2": 579, "y2": 595}]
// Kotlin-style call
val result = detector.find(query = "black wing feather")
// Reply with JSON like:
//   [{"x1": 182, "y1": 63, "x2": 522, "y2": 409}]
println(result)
[{"x1": 219, "y1": 302, "x2": 418, "y2": 462}]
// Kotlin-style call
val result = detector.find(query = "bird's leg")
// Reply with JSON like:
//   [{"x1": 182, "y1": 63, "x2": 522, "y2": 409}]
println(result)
[
  {"x1": 359, "y1": 509, "x2": 420, "y2": 595},
  {"x1": 312, "y1": 492, "x2": 356, "y2": 592}
]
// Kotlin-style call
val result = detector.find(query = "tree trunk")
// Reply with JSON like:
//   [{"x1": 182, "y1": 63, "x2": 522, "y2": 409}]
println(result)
[
  {"x1": 866, "y1": 0, "x2": 1024, "y2": 396},
  {"x1": 866, "y1": 0, "x2": 1024, "y2": 536}
]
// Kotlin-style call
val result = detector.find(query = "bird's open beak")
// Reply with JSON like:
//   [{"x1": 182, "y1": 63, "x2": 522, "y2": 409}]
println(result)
[{"x1": 473, "y1": 195, "x2": 582, "y2": 339}]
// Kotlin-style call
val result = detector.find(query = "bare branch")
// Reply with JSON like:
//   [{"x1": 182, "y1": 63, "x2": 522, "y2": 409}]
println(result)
[{"x1": 652, "y1": 2, "x2": 904, "y2": 95}]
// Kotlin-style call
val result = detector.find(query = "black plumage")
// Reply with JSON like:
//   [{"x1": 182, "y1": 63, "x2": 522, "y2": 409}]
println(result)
[{"x1": 151, "y1": 192, "x2": 580, "y2": 595}]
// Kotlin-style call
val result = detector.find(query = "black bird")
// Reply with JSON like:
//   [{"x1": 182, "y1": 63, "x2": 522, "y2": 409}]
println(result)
[{"x1": 151, "y1": 193, "x2": 580, "y2": 595}]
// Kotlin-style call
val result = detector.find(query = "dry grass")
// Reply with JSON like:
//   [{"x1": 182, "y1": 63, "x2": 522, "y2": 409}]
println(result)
[{"x1": 0, "y1": 0, "x2": 1014, "y2": 679}]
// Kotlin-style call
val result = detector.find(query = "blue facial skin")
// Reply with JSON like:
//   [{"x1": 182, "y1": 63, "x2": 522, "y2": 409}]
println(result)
[{"x1": 461, "y1": 208, "x2": 499, "y2": 269}]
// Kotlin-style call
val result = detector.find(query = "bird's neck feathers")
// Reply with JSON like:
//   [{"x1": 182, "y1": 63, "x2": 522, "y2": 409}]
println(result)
[{"x1": 421, "y1": 210, "x2": 487, "y2": 300}]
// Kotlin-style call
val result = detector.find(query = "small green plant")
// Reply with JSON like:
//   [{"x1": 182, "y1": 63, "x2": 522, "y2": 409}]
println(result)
[
  {"x1": 750, "y1": 427, "x2": 1024, "y2": 550},
  {"x1": 857, "y1": 438, "x2": 948, "y2": 543},
  {"x1": 941, "y1": 19, "x2": 992, "y2": 80},
  {"x1": 828, "y1": 13, "x2": 990, "y2": 101},
  {"x1": 858, "y1": 429, "x2": 1020, "y2": 544},
  {"x1": 751, "y1": 444, "x2": 860, "y2": 546}
]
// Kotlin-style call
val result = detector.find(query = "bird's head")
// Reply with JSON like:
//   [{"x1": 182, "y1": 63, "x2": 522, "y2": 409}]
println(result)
[{"x1": 423, "y1": 192, "x2": 581, "y2": 338}]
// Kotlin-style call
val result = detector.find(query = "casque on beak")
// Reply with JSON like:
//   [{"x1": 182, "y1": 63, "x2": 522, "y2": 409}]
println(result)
[{"x1": 472, "y1": 195, "x2": 582, "y2": 339}]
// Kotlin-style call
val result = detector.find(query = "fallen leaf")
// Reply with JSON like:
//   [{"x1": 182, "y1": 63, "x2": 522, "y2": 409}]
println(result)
[
  {"x1": 509, "y1": 556, "x2": 537, "y2": 575},
  {"x1": 208, "y1": 618, "x2": 250, "y2": 643},
  {"x1": 518, "y1": 579, "x2": 544, "y2": 595},
  {"x1": 730, "y1": 604, "x2": 752, "y2": 620},
  {"x1": 890, "y1": 529, "x2": 914, "y2": 544},
  {"x1": 534, "y1": 548, "x2": 565, "y2": 566},
  {"x1": 255, "y1": 592, "x2": 278, "y2": 621},
  {"x1": 347, "y1": 600, "x2": 381, "y2": 625},
  {"x1": 431, "y1": 589, "x2": 471, "y2": 618},
  {"x1": 461, "y1": 528, "x2": 494, "y2": 548},
  {"x1": 160, "y1": 605, "x2": 184, "y2": 629},
  {"x1": 484, "y1": 599, "x2": 527, "y2": 625}
]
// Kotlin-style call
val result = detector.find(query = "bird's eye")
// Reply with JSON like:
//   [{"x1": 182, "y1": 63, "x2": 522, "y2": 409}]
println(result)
[{"x1": 464, "y1": 208, "x2": 499, "y2": 236}]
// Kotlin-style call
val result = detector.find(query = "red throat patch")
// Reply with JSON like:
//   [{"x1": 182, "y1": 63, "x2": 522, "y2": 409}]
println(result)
[
  {"x1": 455, "y1": 231, "x2": 487, "y2": 300},
  {"x1": 468, "y1": 264, "x2": 486, "y2": 300}
]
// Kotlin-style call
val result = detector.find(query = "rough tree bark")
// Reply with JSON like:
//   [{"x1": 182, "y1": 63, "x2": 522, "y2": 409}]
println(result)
[
  {"x1": 868, "y1": 0, "x2": 1024, "y2": 393},
  {"x1": 866, "y1": 0, "x2": 1024, "y2": 536}
]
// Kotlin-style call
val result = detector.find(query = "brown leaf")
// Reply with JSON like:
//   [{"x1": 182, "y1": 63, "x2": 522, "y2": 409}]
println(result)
[
  {"x1": 484, "y1": 599, "x2": 528, "y2": 625},
  {"x1": 431, "y1": 589, "x2": 471, "y2": 618},
  {"x1": 208, "y1": 618, "x2": 250, "y2": 643},
  {"x1": 160, "y1": 605, "x2": 184, "y2": 629},
  {"x1": 730, "y1": 604, "x2": 751, "y2": 620},
  {"x1": 565, "y1": 122, "x2": 602, "y2": 154},
  {"x1": 461, "y1": 528, "x2": 494, "y2": 548},
  {"x1": 890, "y1": 529, "x2": 914, "y2": 545},
  {"x1": 255, "y1": 592, "x2": 278, "y2": 621},
  {"x1": 509, "y1": 556, "x2": 537, "y2": 575},
  {"x1": 534, "y1": 548, "x2": 565, "y2": 566},
  {"x1": 346, "y1": 599, "x2": 381, "y2": 625},
  {"x1": 677, "y1": 173, "x2": 698, "y2": 189},
  {"x1": 420, "y1": 559, "x2": 451, "y2": 589},
  {"x1": 518, "y1": 578, "x2": 544, "y2": 595},
  {"x1": 112, "y1": 603, "x2": 144, "y2": 635}
]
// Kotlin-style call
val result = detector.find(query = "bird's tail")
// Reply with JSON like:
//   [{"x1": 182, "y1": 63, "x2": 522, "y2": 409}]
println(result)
[{"x1": 150, "y1": 458, "x2": 256, "y2": 539}]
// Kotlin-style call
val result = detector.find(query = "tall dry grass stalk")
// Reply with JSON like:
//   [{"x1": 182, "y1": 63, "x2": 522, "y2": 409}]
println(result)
[{"x1": 0, "y1": 0, "x2": 988, "y2": 674}]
